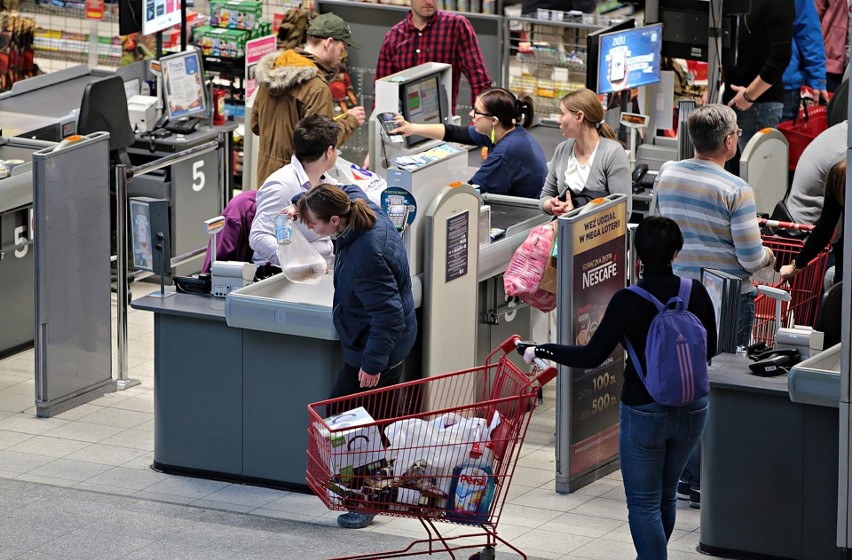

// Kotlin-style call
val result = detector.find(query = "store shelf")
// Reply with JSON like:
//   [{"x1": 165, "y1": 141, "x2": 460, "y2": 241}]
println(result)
[
  {"x1": 34, "y1": 49, "x2": 120, "y2": 67},
  {"x1": 19, "y1": 0, "x2": 119, "y2": 23},
  {"x1": 504, "y1": 16, "x2": 604, "y2": 119},
  {"x1": 16, "y1": 0, "x2": 121, "y2": 72}
]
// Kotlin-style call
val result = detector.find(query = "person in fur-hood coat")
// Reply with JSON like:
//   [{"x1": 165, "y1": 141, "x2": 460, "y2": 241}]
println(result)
[{"x1": 250, "y1": 13, "x2": 365, "y2": 185}]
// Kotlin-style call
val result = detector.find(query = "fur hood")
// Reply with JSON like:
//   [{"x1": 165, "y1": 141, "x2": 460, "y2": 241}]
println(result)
[{"x1": 255, "y1": 48, "x2": 330, "y2": 94}]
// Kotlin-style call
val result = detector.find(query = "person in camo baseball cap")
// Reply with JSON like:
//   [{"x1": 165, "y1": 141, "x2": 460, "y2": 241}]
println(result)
[{"x1": 307, "y1": 13, "x2": 362, "y2": 49}]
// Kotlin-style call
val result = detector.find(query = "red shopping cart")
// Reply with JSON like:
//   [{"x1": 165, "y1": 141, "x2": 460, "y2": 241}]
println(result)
[
  {"x1": 307, "y1": 336, "x2": 557, "y2": 560},
  {"x1": 778, "y1": 102, "x2": 829, "y2": 171},
  {"x1": 751, "y1": 220, "x2": 829, "y2": 346}
]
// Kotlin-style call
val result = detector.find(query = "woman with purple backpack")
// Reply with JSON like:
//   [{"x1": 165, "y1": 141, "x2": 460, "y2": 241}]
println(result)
[{"x1": 519, "y1": 216, "x2": 717, "y2": 560}]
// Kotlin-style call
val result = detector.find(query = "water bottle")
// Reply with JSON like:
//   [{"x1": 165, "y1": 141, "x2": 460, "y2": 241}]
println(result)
[{"x1": 275, "y1": 214, "x2": 292, "y2": 245}]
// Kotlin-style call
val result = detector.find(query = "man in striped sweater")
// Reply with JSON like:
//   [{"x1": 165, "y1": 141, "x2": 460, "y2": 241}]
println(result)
[
  {"x1": 655, "y1": 103, "x2": 775, "y2": 510},
  {"x1": 655, "y1": 104, "x2": 775, "y2": 348}
]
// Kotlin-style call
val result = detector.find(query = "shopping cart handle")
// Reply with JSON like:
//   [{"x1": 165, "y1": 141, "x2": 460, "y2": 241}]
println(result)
[
  {"x1": 534, "y1": 365, "x2": 558, "y2": 387},
  {"x1": 508, "y1": 336, "x2": 558, "y2": 387},
  {"x1": 757, "y1": 285, "x2": 792, "y2": 301}
]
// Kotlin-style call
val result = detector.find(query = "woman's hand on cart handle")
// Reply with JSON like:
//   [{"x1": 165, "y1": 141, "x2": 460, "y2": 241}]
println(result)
[
  {"x1": 523, "y1": 347, "x2": 539, "y2": 366},
  {"x1": 359, "y1": 368, "x2": 380, "y2": 388},
  {"x1": 515, "y1": 340, "x2": 547, "y2": 369}
]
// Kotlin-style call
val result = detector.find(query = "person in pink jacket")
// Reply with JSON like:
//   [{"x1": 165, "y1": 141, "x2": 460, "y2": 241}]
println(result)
[{"x1": 816, "y1": 0, "x2": 849, "y2": 92}]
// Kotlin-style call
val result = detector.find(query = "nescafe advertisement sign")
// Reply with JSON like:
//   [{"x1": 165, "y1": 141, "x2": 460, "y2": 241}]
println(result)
[{"x1": 569, "y1": 204, "x2": 626, "y2": 477}]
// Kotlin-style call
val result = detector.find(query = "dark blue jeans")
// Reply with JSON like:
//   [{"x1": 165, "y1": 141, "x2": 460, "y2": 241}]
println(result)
[
  {"x1": 619, "y1": 397, "x2": 709, "y2": 560},
  {"x1": 782, "y1": 89, "x2": 801, "y2": 123},
  {"x1": 738, "y1": 290, "x2": 757, "y2": 347},
  {"x1": 735, "y1": 102, "x2": 784, "y2": 151}
]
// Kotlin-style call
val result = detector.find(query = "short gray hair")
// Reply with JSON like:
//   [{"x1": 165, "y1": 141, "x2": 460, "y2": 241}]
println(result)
[{"x1": 687, "y1": 104, "x2": 738, "y2": 153}]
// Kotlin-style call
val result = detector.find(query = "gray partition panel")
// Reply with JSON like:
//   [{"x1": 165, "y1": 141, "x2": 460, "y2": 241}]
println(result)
[
  {"x1": 242, "y1": 331, "x2": 343, "y2": 484},
  {"x1": 33, "y1": 133, "x2": 114, "y2": 417},
  {"x1": 154, "y1": 313, "x2": 243, "y2": 475}
]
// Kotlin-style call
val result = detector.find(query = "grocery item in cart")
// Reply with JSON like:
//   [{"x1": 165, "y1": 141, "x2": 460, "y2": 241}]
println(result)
[
  {"x1": 317, "y1": 406, "x2": 385, "y2": 479},
  {"x1": 306, "y1": 336, "x2": 558, "y2": 559},
  {"x1": 446, "y1": 446, "x2": 496, "y2": 524},
  {"x1": 384, "y1": 415, "x2": 492, "y2": 477}
]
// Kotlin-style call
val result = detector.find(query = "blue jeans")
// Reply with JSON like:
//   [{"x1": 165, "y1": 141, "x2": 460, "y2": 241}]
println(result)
[
  {"x1": 619, "y1": 397, "x2": 709, "y2": 560},
  {"x1": 738, "y1": 290, "x2": 757, "y2": 347},
  {"x1": 781, "y1": 89, "x2": 801, "y2": 122},
  {"x1": 680, "y1": 445, "x2": 701, "y2": 490},
  {"x1": 735, "y1": 102, "x2": 784, "y2": 151}
]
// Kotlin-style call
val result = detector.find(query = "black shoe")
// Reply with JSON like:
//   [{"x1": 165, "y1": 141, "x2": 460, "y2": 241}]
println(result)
[
  {"x1": 337, "y1": 512, "x2": 374, "y2": 529},
  {"x1": 677, "y1": 481, "x2": 690, "y2": 501},
  {"x1": 689, "y1": 489, "x2": 700, "y2": 509}
]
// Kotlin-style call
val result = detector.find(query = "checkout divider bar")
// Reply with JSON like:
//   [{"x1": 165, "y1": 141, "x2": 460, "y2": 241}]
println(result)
[{"x1": 114, "y1": 138, "x2": 223, "y2": 388}]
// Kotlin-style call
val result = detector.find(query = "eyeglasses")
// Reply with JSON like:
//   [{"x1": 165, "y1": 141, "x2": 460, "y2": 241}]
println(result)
[
  {"x1": 730, "y1": 128, "x2": 743, "y2": 137},
  {"x1": 473, "y1": 108, "x2": 493, "y2": 118}
]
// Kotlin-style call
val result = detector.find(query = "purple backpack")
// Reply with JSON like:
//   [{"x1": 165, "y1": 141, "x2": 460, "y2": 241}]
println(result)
[{"x1": 623, "y1": 278, "x2": 709, "y2": 406}]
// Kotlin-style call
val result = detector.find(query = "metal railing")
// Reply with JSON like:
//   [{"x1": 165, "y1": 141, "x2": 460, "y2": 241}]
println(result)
[{"x1": 113, "y1": 138, "x2": 224, "y2": 389}]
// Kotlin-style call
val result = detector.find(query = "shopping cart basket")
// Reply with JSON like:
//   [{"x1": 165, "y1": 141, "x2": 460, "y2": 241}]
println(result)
[
  {"x1": 778, "y1": 103, "x2": 828, "y2": 171},
  {"x1": 307, "y1": 336, "x2": 557, "y2": 560},
  {"x1": 752, "y1": 220, "x2": 829, "y2": 346}
]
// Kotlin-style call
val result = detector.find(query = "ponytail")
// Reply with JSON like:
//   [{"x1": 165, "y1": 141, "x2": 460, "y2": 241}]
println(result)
[
  {"x1": 297, "y1": 183, "x2": 377, "y2": 233},
  {"x1": 514, "y1": 95, "x2": 535, "y2": 129},
  {"x1": 348, "y1": 198, "x2": 377, "y2": 231},
  {"x1": 598, "y1": 121, "x2": 618, "y2": 141}
]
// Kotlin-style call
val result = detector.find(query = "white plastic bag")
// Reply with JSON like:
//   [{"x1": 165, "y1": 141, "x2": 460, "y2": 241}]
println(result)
[
  {"x1": 276, "y1": 222, "x2": 327, "y2": 284},
  {"x1": 384, "y1": 416, "x2": 489, "y2": 477},
  {"x1": 326, "y1": 155, "x2": 387, "y2": 207}
]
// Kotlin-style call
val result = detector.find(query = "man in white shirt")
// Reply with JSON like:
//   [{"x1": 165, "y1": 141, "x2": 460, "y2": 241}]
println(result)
[{"x1": 249, "y1": 114, "x2": 339, "y2": 267}]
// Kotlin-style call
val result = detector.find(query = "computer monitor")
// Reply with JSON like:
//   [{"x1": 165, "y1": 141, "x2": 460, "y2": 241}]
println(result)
[
  {"x1": 400, "y1": 73, "x2": 448, "y2": 148},
  {"x1": 161, "y1": 49, "x2": 207, "y2": 120},
  {"x1": 374, "y1": 62, "x2": 452, "y2": 149},
  {"x1": 77, "y1": 75, "x2": 136, "y2": 155},
  {"x1": 142, "y1": 0, "x2": 181, "y2": 36},
  {"x1": 586, "y1": 18, "x2": 635, "y2": 93},
  {"x1": 596, "y1": 23, "x2": 663, "y2": 95}
]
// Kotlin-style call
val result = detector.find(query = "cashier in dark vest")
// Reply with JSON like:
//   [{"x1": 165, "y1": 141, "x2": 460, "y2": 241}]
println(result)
[{"x1": 391, "y1": 87, "x2": 548, "y2": 198}]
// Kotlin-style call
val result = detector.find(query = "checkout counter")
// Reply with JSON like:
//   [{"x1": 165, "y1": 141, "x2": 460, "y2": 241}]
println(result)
[
  {"x1": 0, "y1": 63, "x2": 230, "y2": 277},
  {"x1": 131, "y1": 84, "x2": 551, "y2": 488},
  {"x1": 700, "y1": 346, "x2": 842, "y2": 560},
  {"x1": 0, "y1": 137, "x2": 53, "y2": 357}
]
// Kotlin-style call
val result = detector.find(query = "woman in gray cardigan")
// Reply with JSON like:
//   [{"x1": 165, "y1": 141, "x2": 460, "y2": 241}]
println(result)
[{"x1": 539, "y1": 88, "x2": 632, "y2": 218}]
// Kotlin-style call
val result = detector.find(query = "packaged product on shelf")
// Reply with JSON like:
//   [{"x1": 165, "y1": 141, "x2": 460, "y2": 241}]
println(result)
[
  {"x1": 194, "y1": 25, "x2": 250, "y2": 59},
  {"x1": 209, "y1": 0, "x2": 263, "y2": 31}
]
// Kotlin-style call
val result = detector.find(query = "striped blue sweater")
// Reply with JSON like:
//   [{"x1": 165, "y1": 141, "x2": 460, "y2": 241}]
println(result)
[{"x1": 655, "y1": 159, "x2": 771, "y2": 292}]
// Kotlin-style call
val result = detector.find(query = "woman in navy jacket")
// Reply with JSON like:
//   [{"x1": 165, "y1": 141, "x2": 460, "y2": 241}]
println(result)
[
  {"x1": 297, "y1": 182, "x2": 416, "y2": 529},
  {"x1": 391, "y1": 87, "x2": 547, "y2": 198},
  {"x1": 297, "y1": 182, "x2": 416, "y2": 395}
]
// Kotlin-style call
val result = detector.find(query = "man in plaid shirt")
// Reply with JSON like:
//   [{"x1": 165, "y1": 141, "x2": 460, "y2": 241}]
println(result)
[{"x1": 376, "y1": 0, "x2": 492, "y2": 113}]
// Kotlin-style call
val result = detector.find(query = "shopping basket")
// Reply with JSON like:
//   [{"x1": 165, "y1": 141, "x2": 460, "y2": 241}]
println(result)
[
  {"x1": 778, "y1": 104, "x2": 828, "y2": 171},
  {"x1": 751, "y1": 221, "x2": 829, "y2": 346},
  {"x1": 306, "y1": 336, "x2": 557, "y2": 560}
]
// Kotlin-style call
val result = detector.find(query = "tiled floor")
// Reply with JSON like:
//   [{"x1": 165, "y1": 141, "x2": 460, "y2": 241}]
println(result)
[{"x1": 0, "y1": 287, "x2": 724, "y2": 559}]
